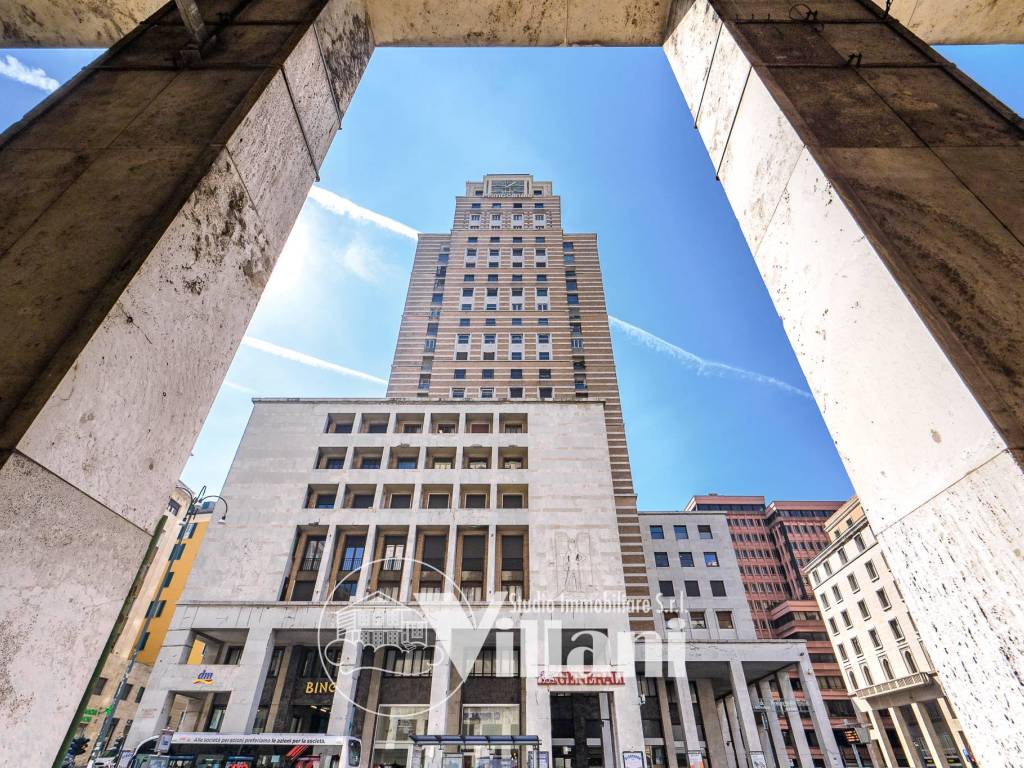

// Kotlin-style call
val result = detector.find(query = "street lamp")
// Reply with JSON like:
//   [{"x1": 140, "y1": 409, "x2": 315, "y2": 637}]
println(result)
[{"x1": 87, "y1": 486, "x2": 228, "y2": 768}]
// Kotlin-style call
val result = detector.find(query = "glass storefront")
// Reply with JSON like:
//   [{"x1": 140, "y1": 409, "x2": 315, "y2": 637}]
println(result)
[
  {"x1": 456, "y1": 705, "x2": 521, "y2": 768},
  {"x1": 371, "y1": 705, "x2": 431, "y2": 768}
]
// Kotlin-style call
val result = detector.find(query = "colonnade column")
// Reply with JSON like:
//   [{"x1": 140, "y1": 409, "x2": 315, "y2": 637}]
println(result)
[
  {"x1": 0, "y1": 1, "x2": 374, "y2": 763},
  {"x1": 220, "y1": 626, "x2": 275, "y2": 733},
  {"x1": 775, "y1": 673, "x2": 812, "y2": 768},
  {"x1": 662, "y1": 2, "x2": 1024, "y2": 762},
  {"x1": 756, "y1": 680, "x2": 788, "y2": 767},
  {"x1": 695, "y1": 679, "x2": 729, "y2": 768}
]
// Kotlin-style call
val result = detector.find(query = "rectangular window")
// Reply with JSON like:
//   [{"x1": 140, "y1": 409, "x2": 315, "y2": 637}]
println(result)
[
  {"x1": 689, "y1": 611, "x2": 707, "y2": 629},
  {"x1": 716, "y1": 611, "x2": 734, "y2": 630},
  {"x1": 698, "y1": 525, "x2": 713, "y2": 540},
  {"x1": 678, "y1": 552, "x2": 694, "y2": 567},
  {"x1": 674, "y1": 525, "x2": 688, "y2": 540},
  {"x1": 684, "y1": 581, "x2": 700, "y2": 598},
  {"x1": 654, "y1": 552, "x2": 669, "y2": 567},
  {"x1": 509, "y1": 387, "x2": 523, "y2": 398},
  {"x1": 658, "y1": 580, "x2": 675, "y2": 597},
  {"x1": 710, "y1": 580, "x2": 726, "y2": 597},
  {"x1": 703, "y1": 552, "x2": 719, "y2": 567},
  {"x1": 650, "y1": 525, "x2": 664, "y2": 539}
]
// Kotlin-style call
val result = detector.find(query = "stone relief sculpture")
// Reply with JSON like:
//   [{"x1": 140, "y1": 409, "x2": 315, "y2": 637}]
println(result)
[{"x1": 553, "y1": 530, "x2": 595, "y2": 595}]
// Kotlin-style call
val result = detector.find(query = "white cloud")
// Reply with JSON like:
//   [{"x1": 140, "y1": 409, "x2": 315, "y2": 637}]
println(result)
[
  {"x1": 307, "y1": 185, "x2": 419, "y2": 240},
  {"x1": 241, "y1": 336, "x2": 388, "y2": 386},
  {"x1": 609, "y1": 316, "x2": 811, "y2": 398},
  {"x1": 0, "y1": 54, "x2": 59, "y2": 92}
]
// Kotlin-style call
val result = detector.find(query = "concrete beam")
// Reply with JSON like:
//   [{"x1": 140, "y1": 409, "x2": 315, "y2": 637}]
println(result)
[
  {"x1": 0, "y1": 0, "x2": 373, "y2": 764},
  {"x1": 664, "y1": 0, "x2": 1024, "y2": 764},
  {"x1": 1, "y1": 0, "x2": 1021, "y2": 48}
]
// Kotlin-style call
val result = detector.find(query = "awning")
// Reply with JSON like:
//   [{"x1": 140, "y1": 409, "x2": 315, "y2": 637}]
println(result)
[{"x1": 411, "y1": 736, "x2": 541, "y2": 747}]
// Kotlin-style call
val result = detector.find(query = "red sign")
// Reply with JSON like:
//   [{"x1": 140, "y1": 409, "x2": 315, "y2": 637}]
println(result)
[{"x1": 537, "y1": 671, "x2": 625, "y2": 686}]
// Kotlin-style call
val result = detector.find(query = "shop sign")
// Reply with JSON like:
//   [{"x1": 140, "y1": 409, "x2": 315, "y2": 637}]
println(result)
[
  {"x1": 193, "y1": 669, "x2": 214, "y2": 685},
  {"x1": 305, "y1": 680, "x2": 337, "y2": 694},
  {"x1": 686, "y1": 752, "x2": 705, "y2": 768},
  {"x1": 171, "y1": 733, "x2": 344, "y2": 747},
  {"x1": 537, "y1": 671, "x2": 624, "y2": 686},
  {"x1": 622, "y1": 751, "x2": 644, "y2": 768}
]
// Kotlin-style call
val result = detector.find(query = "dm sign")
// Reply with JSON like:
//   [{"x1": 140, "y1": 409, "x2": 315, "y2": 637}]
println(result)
[{"x1": 193, "y1": 669, "x2": 214, "y2": 685}]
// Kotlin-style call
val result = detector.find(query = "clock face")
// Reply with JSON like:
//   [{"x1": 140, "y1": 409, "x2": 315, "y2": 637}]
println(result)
[{"x1": 492, "y1": 179, "x2": 526, "y2": 196}]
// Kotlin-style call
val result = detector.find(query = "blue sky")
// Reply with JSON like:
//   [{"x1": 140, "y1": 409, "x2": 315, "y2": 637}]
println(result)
[{"x1": 3, "y1": 44, "x2": 1022, "y2": 509}]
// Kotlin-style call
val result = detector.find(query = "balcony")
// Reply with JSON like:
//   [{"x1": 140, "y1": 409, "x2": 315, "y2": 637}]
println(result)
[{"x1": 857, "y1": 672, "x2": 933, "y2": 699}]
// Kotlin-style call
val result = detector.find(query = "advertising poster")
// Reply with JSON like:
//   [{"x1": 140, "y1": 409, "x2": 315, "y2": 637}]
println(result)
[
  {"x1": 687, "y1": 751, "x2": 705, "y2": 768},
  {"x1": 622, "y1": 751, "x2": 645, "y2": 768}
]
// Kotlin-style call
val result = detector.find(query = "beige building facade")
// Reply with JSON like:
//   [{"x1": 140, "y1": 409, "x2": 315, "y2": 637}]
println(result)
[
  {"x1": 805, "y1": 499, "x2": 978, "y2": 768},
  {"x1": 81, "y1": 481, "x2": 211, "y2": 755}
]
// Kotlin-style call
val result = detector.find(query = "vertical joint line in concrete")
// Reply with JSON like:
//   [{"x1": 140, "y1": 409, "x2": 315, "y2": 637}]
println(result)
[
  {"x1": 694, "y1": 20, "x2": 725, "y2": 130},
  {"x1": 312, "y1": 21, "x2": 345, "y2": 127},
  {"x1": 280, "y1": 68, "x2": 320, "y2": 181},
  {"x1": 714, "y1": 64, "x2": 752, "y2": 181}
]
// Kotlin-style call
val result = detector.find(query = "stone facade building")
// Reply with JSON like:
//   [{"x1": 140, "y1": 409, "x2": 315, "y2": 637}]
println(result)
[
  {"x1": 127, "y1": 176, "x2": 841, "y2": 768},
  {"x1": 805, "y1": 499, "x2": 978, "y2": 768}
]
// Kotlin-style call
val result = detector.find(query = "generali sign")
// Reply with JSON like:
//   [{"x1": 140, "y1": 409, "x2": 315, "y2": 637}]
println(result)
[{"x1": 536, "y1": 671, "x2": 625, "y2": 686}]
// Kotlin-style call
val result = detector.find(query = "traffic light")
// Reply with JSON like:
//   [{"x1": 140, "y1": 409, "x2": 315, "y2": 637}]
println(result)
[{"x1": 68, "y1": 736, "x2": 89, "y2": 758}]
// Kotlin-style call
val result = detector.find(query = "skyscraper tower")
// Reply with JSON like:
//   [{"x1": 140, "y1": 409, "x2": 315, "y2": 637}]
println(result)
[{"x1": 387, "y1": 174, "x2": 648, "y2": 628}]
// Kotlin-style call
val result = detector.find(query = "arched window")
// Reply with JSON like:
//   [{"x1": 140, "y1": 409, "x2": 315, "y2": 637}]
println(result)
[
  {"x1": 848, "y1": 670, "x2": 859, "y2": 690},
  {"x1": 882, "y1": 658, "x2": 895, "y2": 680},
  {"x1": 904, "y1": 651, "x2": 918, "y2": 674},
  {"x1": 861, "y1": 665, "x2": 874, "y2": 686}
]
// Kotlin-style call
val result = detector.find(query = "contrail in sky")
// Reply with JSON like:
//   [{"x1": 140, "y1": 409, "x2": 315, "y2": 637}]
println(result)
[
  {"x1": 307, "y1": 185, "x2": 419, "y2": 240},
  {"x1": 609, "y1": 316, "x2": 811, "y2": 398},
  {"x1": 241, "y1": 336, "x2": 388, "y2": 386}
]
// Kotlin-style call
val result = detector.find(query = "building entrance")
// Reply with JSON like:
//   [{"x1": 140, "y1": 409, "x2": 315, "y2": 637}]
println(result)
[{"x1": 550, "y1": 693, "x2": 614, "y2": 768}]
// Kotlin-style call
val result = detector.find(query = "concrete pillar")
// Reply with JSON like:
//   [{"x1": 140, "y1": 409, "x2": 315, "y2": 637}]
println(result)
[
  {"x1": 718, "y1": 697, "x2": 739, "y2": 768},
  {"x1": 724, "y1": 696, "x2": 748, "y2": 767},
  {"x1": 524, "y1": 677, "x2": 552, "y2": 753},
  {"x1": 866, "y1": 709, "x2": 901, "y2": 768},
  {"x1": 444, "y1": 523, "x2": 458, "y2": 596},
  {"x1": 0, "y1": 1, "x2": 373, "y2": 763},
  {"x1": 427, "y1": 649, "x2": 453, "y2": 734},
  {"x1": 486, "y1": 523, "x2": 497, "y2": 600},
  {"x1": 671, "y1": 666, "x2": 702, "y2": 752},
  {"x1": 356, "y1": 523, "x2": 377, "y2": 598},
  {"x1": 655, "y1": 679, "x2": 680, "y2": 768},
  {"x1": 936, "y1": 697, "x2": 973, "y2": 765},
  {"x1": 664, "y1": 2, "x2": 1024, "y2": 763},
  {"x1": 748, "y1": 684, "x2": 776, "y2": 768},
  {"x1": 314, "y1": 525, "x2": 340, "y2": 600},
  {"x1": 696, "y1": 679, "x2": 729, "y2": 768},
  {"x1": 909, "y1": 703, "x2": 950, "y2": 768},
  {"x1": 728, "y1": 661, "x2": 763, "y2": 764},
  {"x1": 775, "y1": 673, "x2": 812, "y2": 768},
  {"x1": 399, "y1": 524, "x2": 417, "y2": 601},
  {"x1": 757, "y1": 680, "x2": 789, "y2": 768},
  {"x1": 795, "y1": 657, "x2": 842, "y2": 768},
  {"x1": 611, "y1": 680, "x2": 647, "y2": 755},
  {"x1": 889, "y1": 707, "x2": 924, "y2": 768},
  {"x1": 220, "y1": 626, "x2": 275, "y2": 733}
]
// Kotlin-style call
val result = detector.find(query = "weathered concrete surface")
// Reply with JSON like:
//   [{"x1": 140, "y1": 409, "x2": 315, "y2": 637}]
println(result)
[
  {"x1": 0, "y1": 451, "x2": 151, "y2": 767},
  {"x1": 0, "y1": 0, "x2": 373, "y2": 764},
  {"x1": 664, "y1": 0, "x2": 1024, "y2": 763},
  {"x1": 2, "y1": 0, "x2": 1022, "y2": 47}
]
